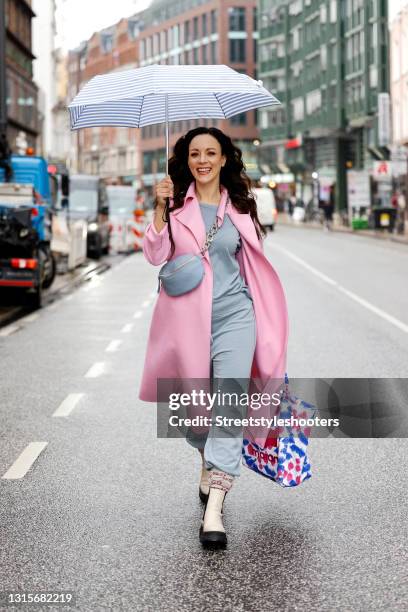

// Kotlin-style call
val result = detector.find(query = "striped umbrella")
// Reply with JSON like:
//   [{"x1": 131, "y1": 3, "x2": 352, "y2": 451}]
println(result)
[{"x1": 68, "y1": 64, "x2": 281, "y2": 173}]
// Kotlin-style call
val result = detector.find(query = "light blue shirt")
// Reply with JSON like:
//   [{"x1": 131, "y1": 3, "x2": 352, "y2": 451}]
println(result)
[{"x1": 199, "y1": 202, "x2": 253, "y2": 319}]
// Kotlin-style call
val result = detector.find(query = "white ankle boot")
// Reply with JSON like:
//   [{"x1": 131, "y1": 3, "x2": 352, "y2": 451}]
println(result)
[
  {"x1": 198, "y1": 449, "x2": 210, "y2": 502},
  {"x1": 199, "y1": 466, "x2": 210, "y2": 502},
  {"x1": 199, "y1": 470, "x2": 234, "y2": 549}
]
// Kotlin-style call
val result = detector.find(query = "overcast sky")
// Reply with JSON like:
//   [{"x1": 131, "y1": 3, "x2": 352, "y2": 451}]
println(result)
[
  {"x1": 55, "y1": 0, "x2": 152, "y2": 51},
  {"x1": 56, "y1": 0, "x2": 406, "y2": 52}
]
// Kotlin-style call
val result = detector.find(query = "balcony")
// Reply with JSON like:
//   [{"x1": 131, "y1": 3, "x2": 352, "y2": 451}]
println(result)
[
  {"x1": 260, "y1": 23, "x2": 284, "y2": 40},
  {"x1": 260, "y1": 57, "x2": 285, "y2": 73}
]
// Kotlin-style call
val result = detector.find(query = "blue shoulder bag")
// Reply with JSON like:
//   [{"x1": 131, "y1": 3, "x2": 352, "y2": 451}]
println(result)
[{"x1": 157, "y1": 210, "x2": 222, "y2": 297}]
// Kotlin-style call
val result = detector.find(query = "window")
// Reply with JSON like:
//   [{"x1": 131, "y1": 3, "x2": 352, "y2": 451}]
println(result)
[
  {"x1": 153, "y1": 33, "x2": 159, "y2": 55},
  {"x1": 292, "y1": 26, "x2": 301, "y2": 50},
  {"x1": 369, "y1": 65, "x2": 377, "y2": 88},
  {"x1": 230, "y1": 112, "x2": 247, "y2": 125},
  {"x1": 101, "y1": 33, "x2": 113, "y2": 54},
  {"x1": 291, "y1": 97, "x2": 304, "y2": 121},
  {"x1": 211, "y1": 40, "x2": 217, "y2": 63},
  {"x1": 172, "y1": 24, "x2": 179, "y2": 48},
  {"x1": 331, "y1": 42, "x2": 337, "y2": 66},
  {"x1": 229, "y1": 7, "x2": 245, "y2": 32},
  {"x1": 202, "y1": 13, "x2": 207, "y2": 37},
  {"x1": 306, "y1": 89, "x2": 322, "y2": 114},
  {"x1": 321, "y1": 44, "x2": 327, "y2": 70},
  {"x1": 193, "y1": 47, "x2": 199, "y2": 64},
  {"x1": 202, "y1": 44, "x2": 208, "y2": 64},
  {"x1": 229, "y1": 39, "x2": 246, "y2": 63},
  {"x1": 193, "y1": 16, "x2": 199, "y2": 39},
  {"x1": 128, "y1": 18, "x2": 141, "y2": 40},
  {"x1": 253, "y1": 6, "x2": 258, "y2": 31},
  {"x1": 184, "y1": 21, "x2": 190, "y2": 44},
  {"x1": 160, "y1": 31, "x2": 166, "y2": 52},
  {"x1": 210, "y1": 9, "x2": 217, "y2": 33},
  {"x1": 330, "y1": 0, "x2": 337, "y2": 23}
]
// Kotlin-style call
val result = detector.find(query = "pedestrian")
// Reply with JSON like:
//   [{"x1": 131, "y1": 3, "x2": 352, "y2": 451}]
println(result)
[
  {"x1": 396, "y1": 190, "x2": 406, "y2": 234},
  {"x1": 322, "y1": 184, "x2": 335, "y2": 231},
  {"x1": 139, "y1": 126, "x2": 289, "y2": 549},
  {"x1": 288, "y1": 193, "x2": 296, "y2": 216}
]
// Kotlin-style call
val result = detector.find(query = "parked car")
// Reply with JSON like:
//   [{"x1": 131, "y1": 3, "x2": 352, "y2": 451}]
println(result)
[
  {"x1": 68, "y1": 175, "x2": 110, "y2": 259},
  {"x1": 253, "y1": 186, "x2": 277, "y2": 231},
  {"x1": 106, "y1": 185, "x2": 138, "y2": 254}
]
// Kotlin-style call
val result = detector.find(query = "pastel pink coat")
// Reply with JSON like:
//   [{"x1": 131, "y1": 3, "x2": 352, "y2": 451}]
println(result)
[{"x1": 138, "y1": 181, "x2": 289, "y2": 445}]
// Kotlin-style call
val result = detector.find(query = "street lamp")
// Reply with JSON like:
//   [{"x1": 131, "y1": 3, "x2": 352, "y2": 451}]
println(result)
[
  {"x1": 252, "y1": 139, "x2": 261, "y2": 179},
  {"x1": 311, "y1": 171, "x2": 319, "y2": 209}
]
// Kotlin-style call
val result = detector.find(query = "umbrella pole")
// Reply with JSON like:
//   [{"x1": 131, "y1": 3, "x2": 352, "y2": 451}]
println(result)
[
  {"x1": 165, "y1": 93, "x2": 169, "y2": 176},
  {"x1": 164, "y1": 93, "x2": 170, "y2": 221}
]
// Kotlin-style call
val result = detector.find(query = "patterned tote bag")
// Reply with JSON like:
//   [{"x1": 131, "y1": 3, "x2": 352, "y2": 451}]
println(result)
[{"x1": 242, "y1": 373, "x2": 317, "y2": 487}]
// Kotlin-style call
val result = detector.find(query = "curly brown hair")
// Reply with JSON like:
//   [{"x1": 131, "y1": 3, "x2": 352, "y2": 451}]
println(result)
[{"x1": 157, "y1": 126, "x2": 266, "y2": 259}]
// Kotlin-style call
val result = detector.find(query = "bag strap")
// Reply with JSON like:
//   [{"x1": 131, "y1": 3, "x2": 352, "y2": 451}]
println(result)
[{"x1": 199, "y1": 197, "x2": 228, "y2": 256}]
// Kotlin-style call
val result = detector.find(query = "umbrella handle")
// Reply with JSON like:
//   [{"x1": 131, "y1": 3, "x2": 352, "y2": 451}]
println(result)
[{"x1": 163, "y1": 196, "x2": 170, "y2": 223}]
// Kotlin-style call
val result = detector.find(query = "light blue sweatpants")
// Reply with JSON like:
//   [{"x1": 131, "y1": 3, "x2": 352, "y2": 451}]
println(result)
[{"x1": 186, "y1": 302, "x2": 257, "y2": 477}]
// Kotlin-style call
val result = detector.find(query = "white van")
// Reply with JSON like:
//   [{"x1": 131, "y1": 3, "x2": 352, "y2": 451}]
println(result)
[{"x1": 253, "y1": 187, "x2": 277, "y2": 230}]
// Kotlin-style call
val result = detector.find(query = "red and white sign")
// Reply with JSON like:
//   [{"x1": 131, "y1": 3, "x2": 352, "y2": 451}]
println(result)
[
  {"x1": 285, "y1": 134, "x2": 303, "y2": 149},
  {"x1": 373, "y1": 160, "x2": 392, "y2": 180}
]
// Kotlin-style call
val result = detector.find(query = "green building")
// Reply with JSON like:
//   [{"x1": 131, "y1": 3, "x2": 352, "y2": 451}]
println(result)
[{"x1": 258, "y1": 0, "x2": 390, "y2": 213}]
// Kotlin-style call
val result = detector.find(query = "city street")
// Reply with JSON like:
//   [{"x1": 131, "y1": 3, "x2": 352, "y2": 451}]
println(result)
[{"x1": 1, "y1": 225, "x2": 407, "y2": 611}]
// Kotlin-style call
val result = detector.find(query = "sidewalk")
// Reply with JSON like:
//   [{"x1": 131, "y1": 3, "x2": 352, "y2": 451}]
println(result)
[{"x1": 277, "y1": 213, "x2": 408, "y2": 245}]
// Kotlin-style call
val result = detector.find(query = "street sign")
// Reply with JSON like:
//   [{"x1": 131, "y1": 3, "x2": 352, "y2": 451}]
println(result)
[
  {"x1": 347, "y1": 170, "x2": 370, "y2": 211},
  {"x1": 373, "y1": 160, "x2": 392, "y2": 180}
]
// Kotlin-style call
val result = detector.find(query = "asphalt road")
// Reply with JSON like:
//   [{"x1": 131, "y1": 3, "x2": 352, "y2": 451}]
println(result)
[{"x1": 1, "y1": 225, "x2": 407, "y2": 611}]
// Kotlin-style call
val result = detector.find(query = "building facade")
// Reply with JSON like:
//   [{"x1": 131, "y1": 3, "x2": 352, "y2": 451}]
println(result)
[
  {"x1": 258, "y1": 0, "x2": 390, "y2": 212},
  {"x1": 52, "y1": 48, "x2": 70, "y2": 166},
  {"x1": 32, "y1": 0, "x2": 57, "y2": 158},
  {"x1": 67, "y1": 16, "x2": 143, "y2": 181},
  {"x1": 138, "y1": 0, "x2": 259, "y2": 193},
  {"x1": 391, "y1": 5, "x2": 408, "y2": 145},
  {"x1": 4, "y1": 0, "x2": 39, "y2": 152},
  {"x1": 390, "y1": 2, "x2": 408, "y2": 197}
]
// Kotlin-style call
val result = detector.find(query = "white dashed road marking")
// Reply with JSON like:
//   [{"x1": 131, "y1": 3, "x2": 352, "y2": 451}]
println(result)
[
  {"x1": 84, "y1": 362, "x2": 106, "y2": 378},
  {"x1": 271, "y1": 243, "x2": 408, "y2": 334},
  {"x1": 52, "y1": 393, "x2": 85, "y2": 417},
  {"x1": 106, "y1": 339, "x2": 122, "y2": 352},
  {"x1": 133, "y1": 311, "x2": 143, "y2": 319},
  {"x1": 121, "y1": 323, "x2": 133, "y2": 333},
  {"x1": 2, "y1": 442, "x2": 48, "y2": 480}
]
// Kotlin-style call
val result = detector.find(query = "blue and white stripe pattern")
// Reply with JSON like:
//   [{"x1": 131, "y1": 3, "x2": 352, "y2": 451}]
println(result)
[{"x1": 68, "y1": 64, "x2": 280, "y2": 129}]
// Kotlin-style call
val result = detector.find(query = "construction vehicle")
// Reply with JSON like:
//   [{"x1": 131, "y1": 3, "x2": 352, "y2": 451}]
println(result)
[{"x1": 0, "y1": 153, "x2": 61, "y2": 308}]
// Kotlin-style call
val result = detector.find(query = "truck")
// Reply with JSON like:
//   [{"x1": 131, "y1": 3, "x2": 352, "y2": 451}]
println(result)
[
  {"x1": 68, "y1": 175, "x2": 110, "y2": 259},
  {"x1": 106, "y1": 184, "x2": 139, "y2": 254},
  {"x1": 48, "y1": 165, "x2": 88, "y2": 273},
  {"x1": 0, "y1": 154, "x2": 61, "y2": 309}
]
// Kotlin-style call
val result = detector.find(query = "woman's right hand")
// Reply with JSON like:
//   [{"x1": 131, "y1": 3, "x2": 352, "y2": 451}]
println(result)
[{"x1": 155, "y1": 175, "x2": 174, "y2": 209}]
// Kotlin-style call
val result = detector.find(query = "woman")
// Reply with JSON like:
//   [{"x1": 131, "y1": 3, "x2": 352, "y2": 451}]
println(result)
[{"x1": 139, "y1": 127, "x2": 289, "y2": 549}]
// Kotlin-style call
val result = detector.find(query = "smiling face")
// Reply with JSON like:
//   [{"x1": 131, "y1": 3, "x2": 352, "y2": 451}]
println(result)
[{"x1": 187, "y1": 133, "x2": 226, "y2": 187}]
